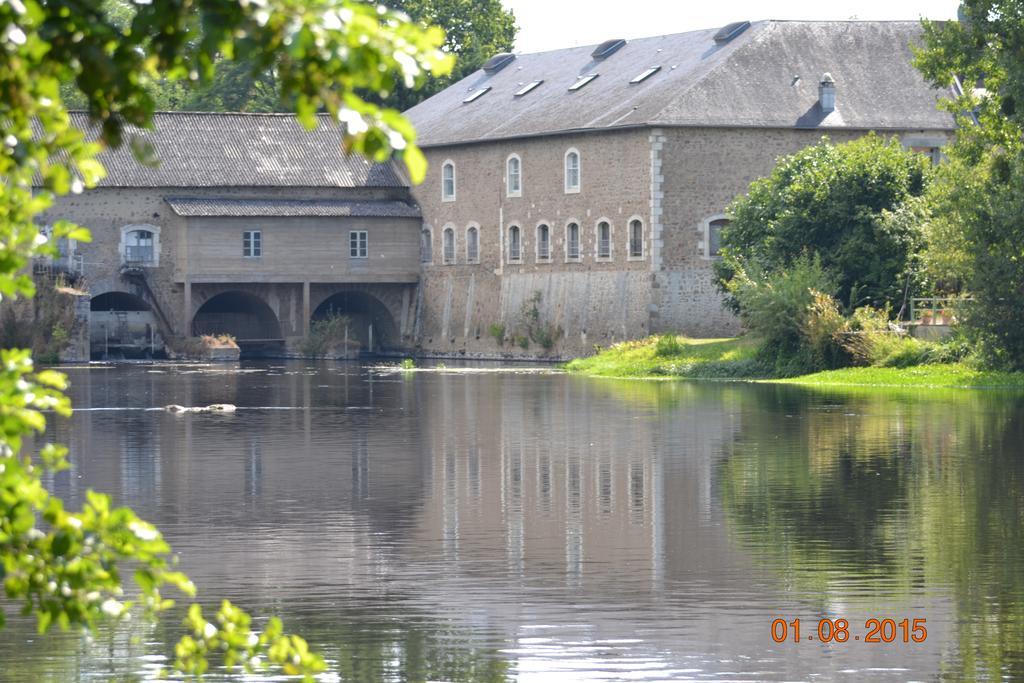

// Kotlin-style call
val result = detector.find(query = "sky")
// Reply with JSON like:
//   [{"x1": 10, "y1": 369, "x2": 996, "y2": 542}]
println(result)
[{"x1": 501, "y1": 0, "x2": 962, "y2": 53}]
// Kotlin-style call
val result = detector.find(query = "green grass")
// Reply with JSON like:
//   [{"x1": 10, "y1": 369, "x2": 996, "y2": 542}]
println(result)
[
  {"x1": 565, "y1": 335, "x2": 1024, "y2": 389},
  {"x1": 563, "y1": 336, "x2": 763, "y2": 379}
]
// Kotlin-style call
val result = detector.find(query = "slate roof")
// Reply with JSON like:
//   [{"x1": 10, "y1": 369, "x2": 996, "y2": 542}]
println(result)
[
  {"x1": 165, "y1": 196, "x2": 421, "y2": 218},
  {"x1": 68, "y1": 112, "x2": 405, "y2": 188},
  {"x1": 405, "y1": 21, "x2": 956, "y2": 147}
]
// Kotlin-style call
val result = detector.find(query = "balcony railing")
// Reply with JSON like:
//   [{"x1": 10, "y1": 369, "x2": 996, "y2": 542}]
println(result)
[{"x1": 124, "y1": 245, "x2": 155, "y2": 265}]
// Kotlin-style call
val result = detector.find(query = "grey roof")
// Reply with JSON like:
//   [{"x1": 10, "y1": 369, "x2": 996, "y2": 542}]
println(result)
[
  {"x1": 69, "y1": 112, "x2": 405, "y2": 188},
  {"x1": 165, "y1": 196, "x2": 421, "y2": 218},
  {"x1": 405, "y1": 21, "x2": 956, "y2": 147}
]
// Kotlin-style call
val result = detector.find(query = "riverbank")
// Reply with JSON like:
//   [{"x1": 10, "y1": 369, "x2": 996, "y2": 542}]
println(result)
[{"x1": 564, "y1": 336, "x2": 1024, "y2": 389}]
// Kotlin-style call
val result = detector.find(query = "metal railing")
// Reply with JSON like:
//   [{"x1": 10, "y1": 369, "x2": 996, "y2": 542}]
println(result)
[
  {"x1": 597, "y1": 239, "x2": 611, "y2": 259},
  {"x1": 909, "y1": 297, "x2": 969, "y2": 325},
  {"x1": 124, "y1": 245, "x2": 154, "y2": 265}
]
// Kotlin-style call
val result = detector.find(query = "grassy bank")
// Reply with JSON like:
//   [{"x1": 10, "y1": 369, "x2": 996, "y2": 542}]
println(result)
[{"x1": 564, "y1": 335, "x2": 1024, "y2": 389}]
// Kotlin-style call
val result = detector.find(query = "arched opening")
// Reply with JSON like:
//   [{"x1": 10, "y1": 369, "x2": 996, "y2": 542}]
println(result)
[
  {"x1": 89, "y1": 291, "x2": 165, "y2": 360},
  {"x1": 312, "y1": 291, "x2": 399, "y2": 355},
  {"x1": 193, "y1": 291, "x2": 282, "y2": 355}
]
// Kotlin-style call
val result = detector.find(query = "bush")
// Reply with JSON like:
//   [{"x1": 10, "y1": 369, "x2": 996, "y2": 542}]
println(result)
[
  {"x1": 654, "y1": 334, "x2": 684, "y2": 357},
  {"x1": 300, "y1": 313, "x2": 352, "y2": 357},
  {"x1": 488, "y1": 323, "x2": 505, "y2": 346}
]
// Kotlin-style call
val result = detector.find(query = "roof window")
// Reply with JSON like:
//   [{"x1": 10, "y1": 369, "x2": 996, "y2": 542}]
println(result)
[
  {"x1": 482, "y1": 53, "x2": 516, "y2": 74},
  {"x1": 569, "y1": 74, "x2": 599, "y2": 92},
  {"x1": 515, "y1": 80, "x2": 544, "y2": 97},
  {"x1": 630, "y1": 66, "x2": 661, "y2": 84},
  {"x1": 713, "y1": 21, "x2": 750, "y2": 43},
  {"x1": 591, "y1": 39, "x2": 626, "y2": 60},
  {"x1": 463, "y1": 87, "x2": 491, "y2": 104}
]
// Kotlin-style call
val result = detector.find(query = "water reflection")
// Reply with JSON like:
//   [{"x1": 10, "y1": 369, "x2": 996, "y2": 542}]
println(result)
[{"x1": 5, "y1": 365, "x2": 1024, "y2": 680}]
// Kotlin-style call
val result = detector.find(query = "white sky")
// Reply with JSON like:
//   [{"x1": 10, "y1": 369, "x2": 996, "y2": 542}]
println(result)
[{"x1": 501, "y1": 0, "x2": 961, "y2": 53}]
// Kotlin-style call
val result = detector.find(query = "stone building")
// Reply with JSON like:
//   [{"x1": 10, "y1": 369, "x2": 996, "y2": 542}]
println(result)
[
  {"x1": 405, "y1": 20, "x2": 956, "y2": 357},
  {"x1": 40, "y1": 112, "x2": 422, "y2": 358}
]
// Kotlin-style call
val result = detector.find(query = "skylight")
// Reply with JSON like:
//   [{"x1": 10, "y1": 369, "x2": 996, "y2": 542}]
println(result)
[
  {"x1": 630, "y1": 66, "x2": 661, "y2": 84},
  {"x1": 569, "y1": 74, "x2": 598, "y2": 92},
  {"x1": 463, "y1": 87, "x2": 491, "y2": 103},
  {"x1": 515, "y1": 80, "x2": 544, "y2": 97}
]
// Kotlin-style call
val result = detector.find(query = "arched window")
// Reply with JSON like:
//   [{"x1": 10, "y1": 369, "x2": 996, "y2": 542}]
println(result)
[
  {"x1": 120, "y1": 224, "x2": 160, "y2": 266},
  {"x1": 703, "y1": 215, "x2": 730, "y2": 258},
  {"x1": 420, "y1": 227, "x2": 433, "y2": 263},
  {"x1": 628, "y1": 218, "x2": 644, "y2": 259},
  {"x1": 507, "y1": 154, "x2": 522, "y2": 197},
  {"x1": 508, "y1": 225, "x2": 522, "y2": 263},
  {"x1": 466, "y1": 225, "x2": 480, "y2": 263},
  {"x1": 443, "y1": 226, "x2": 456, "y2": 264},
  {"x1": 596, "y1": 220, "x2": 612, "y2": 260},
  {"x1": 442, "y1": 160, "x2": 456, "y2": 201},
  {"x1": 536, "y1": 223, "x2": 551, "y2": 261},
  {"x1": 565, "y1": 149, "x2": 581, "y2": 193},
  {"x1": 565, "y1": 222, "x2": 581, "y2": 261}
]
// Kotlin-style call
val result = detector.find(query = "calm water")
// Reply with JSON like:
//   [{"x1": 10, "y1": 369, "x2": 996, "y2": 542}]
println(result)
[{"x1": 3, "y1": 362, "x2": 1024, "y2": 681}]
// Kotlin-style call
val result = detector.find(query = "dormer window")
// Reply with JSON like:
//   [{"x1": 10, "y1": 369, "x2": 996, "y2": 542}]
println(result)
[
  {"x1": 442, "y1": 160, "x2": 456, "y2": 201},
  {"x1": 569, "y1": 74, "x2": 599, "y2": 92},
  {"x1": 819, "y1": 73, "x2": 836, "y2": 113},
  {"x1": 507, "y1": 154, "x2": 522, "y2": 197}
]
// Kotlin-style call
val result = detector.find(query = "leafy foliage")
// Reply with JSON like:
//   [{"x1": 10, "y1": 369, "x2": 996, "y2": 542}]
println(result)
[
  {"x1": 715, "y1": 135, "x2": 931, "y2": 312},
  {"x1": 915, "y1": 2, "x2": 1024, "y2": 368},
  {"x1": 301, "y1": 312, "x2": 354, "y2": 357},
  {"x1": 0, "y1": 0, "x2": 451, "y2": 678}
]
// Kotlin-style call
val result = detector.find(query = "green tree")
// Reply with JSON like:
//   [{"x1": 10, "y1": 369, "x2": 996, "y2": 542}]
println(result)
[
  {"x1": 715, "y1": 135, "x2": 931, "y2": 313},
  {"x1": 0, "y1": 0, "x2": 450, "y2": 679},
  {"x1": 102, "y1": 0, "x2": 517, "y2": 113},
  {"x1": 915, "y1": 2, "x2": 1024, "y2": 368}
]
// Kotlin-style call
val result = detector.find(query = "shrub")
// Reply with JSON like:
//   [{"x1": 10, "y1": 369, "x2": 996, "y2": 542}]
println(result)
[
  {"x1": 515, "y1": 335, "x2": 529, "y2": 350},
  {"x1": 300, "y1": 313, "x2": 352, "y2": 357},
  {"x1": 400, "y1": 358, "x2": 416, "y2": 369},
  {"x1": 654, "y1": 334, "x2": 684, "y2": 357},
  {"x1": 488, "y1": 323, "x2": 505, "y2": 346}
]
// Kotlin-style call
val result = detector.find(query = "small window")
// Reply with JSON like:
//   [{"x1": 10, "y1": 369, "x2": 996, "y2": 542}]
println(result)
[
  {"x1": 515, "y1": 80, "x2": 544, "y2": 97},
  {"x1": 466, "y1": 226, "x2": 479, "y2": 263},
  {"x1": 443, "y1": 226, "x2": 456, "y2": 265},
  {"x1": 508, "y1": 225, "x2": 521, "y2": 263},
  {"x1": 125, "y1": 229, "x2": 155, "y2": 265},
  {"x1": 565, "y1": 149, "x2": 580, "y2": 193},
  {"x1": 628, "y1": 219, "x2": 644, "y2": 259},
  {"x1": 442, "y1": 161, "x2": 456, "y2": 201},
  {"x1": 596, "y1": 221, "x2": 611, "y2": 260},
  {"x1": 507, "y1": 154, "x2": 522, "y2": 197},
  {"x1": 569, "y1": 74, "x2": 599, "y2": 91},
  {"x1": 349, "y1": 230, "x2": 368, "y2": 259},
  {"x1": 421, "y1": 227, "x2": 433, "y2": 263},
  {"x1": 463, "y1": 87, "x2": 491, "y2": 103},
  {"x1": 706, "y1": 218, "x2": 729, "y2": 258},
  {"x1": 243, "y1": 230, "x2": 262, "y2": 258},
  {"x1": 536, "y1": 224, "x2": 551, "y2": 262},
  {"x1": 566, "y1": 222, "x2": 580, "y2": 261},
  {"x1": 630, "y1": 66, "x2": 661, "y2": 84}
]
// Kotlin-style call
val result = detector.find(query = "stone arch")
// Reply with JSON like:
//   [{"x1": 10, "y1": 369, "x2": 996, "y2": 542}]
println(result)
[
  {"x1": 312, "y1": 290, "x2": 399, "y2": 353},
  {"x1": 193, "y1": 290, "x2": 282, "y2": 342},
  {"x1": 89, "y1": 290, "x2": 163, "y2": 359}
]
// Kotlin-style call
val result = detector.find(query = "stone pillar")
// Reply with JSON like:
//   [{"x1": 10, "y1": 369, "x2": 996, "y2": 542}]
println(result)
[
  {"x1": 183, "y1": 278, "x2": 192, "y2": 338},
  {"x1": 302, "y1": 281, "x2": 310, "y2": 337}
]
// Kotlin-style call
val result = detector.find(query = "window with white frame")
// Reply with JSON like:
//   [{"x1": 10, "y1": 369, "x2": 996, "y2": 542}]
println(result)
[
  {"x1": 507, "y1": 154, "x2": 522, "y2": 197},
  {"x1": 704, "y1": 217, "x2": 729, "y2": 258},
  {"x1": 420, "y1": 227, "x2": 433, "y2": 263},
  {"x1": 508, "y1": 225, "x2": 522, "y2": 263},
  {"x1": 596, "y1": 221, "x2": 611, "y2": 260},
  {"x1": 565, "y1": 149, "x2": 580, "y2": 193},
  {"x1": 124, "y1": 229, "x2": 155, "y2": 265},
  {"x1": 565, "y1": 222, "x2": 581, "y2": 261},
  {"x1": 628, "y1": 219, "x2": 644, "y2": 259},
  {"x1": 349, "y1": 230, "x2": 368, "y2": 258},
  {"x1": 243, "y1": 230, "x2": 262, "y2": 258},
  {"x1": 442, "y1": 160, "x2": 456, "y2": 201},
  {"x1": 536, "y1": 223, "x2": 551, "y2": 261},
  {"x1": 466, "y1": 225, "x2": 479, "y2": 263},
  {"x1": 443, "y1": 226, "x2": 456, "y2": 264}
]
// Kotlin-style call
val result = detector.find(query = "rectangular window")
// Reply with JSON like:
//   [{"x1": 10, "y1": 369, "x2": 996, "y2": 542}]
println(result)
[
  {"x1": 350, "y1": 230, "x2": 368, "y2": 258},
  {"x1": 243, "y1": 230, "x2": 262, "y2": 258},
  {"x1": 630, "y1": 66, "x2": 661, "y2": 84},
  {"x1": 537, "y1": 225, "x2": 550, "y2": 261},
  {"x1": 566, "y1": 223, "x2": 580, "y2": 261},
  {"x1": 629, "y1": 220, "x2": 644, "y2": 258},
  {"x1": 706, "y1": 218, "x2": 729, "y2": 258},
  {"x1": 515, "y1": 80, "x2": 544, "y2": 97},
  {"x1": 463, "y1": 87, "x2": 491, "y2": 103},
  {"x1": 509, "y1": 227, "x2": 521, "y2": 263},
  {"x1": 597, "y1": 222, "x2": 611, "y2": 260},
  {"x1": 569, "y1": 74, "x2": 599, "y2": 91},
  {"x1": 467, "y1": 228, "x2": 479, "y2": 263}
]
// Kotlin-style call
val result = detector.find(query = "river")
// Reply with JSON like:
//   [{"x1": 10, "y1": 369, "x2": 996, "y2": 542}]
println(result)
[{"x1": 2, "y1": 361, "x2": 1023, "y2": 681}]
